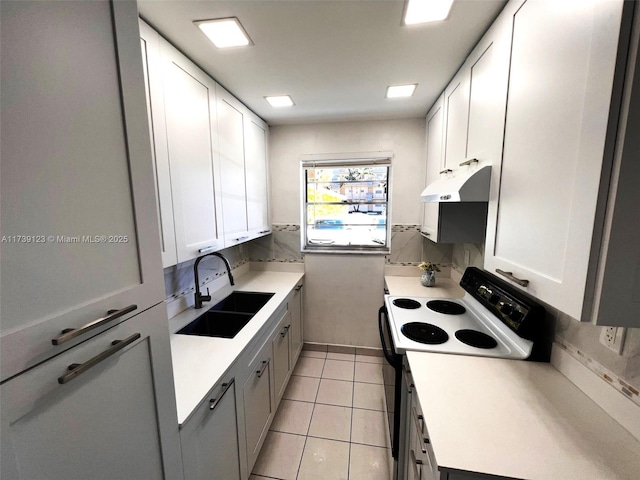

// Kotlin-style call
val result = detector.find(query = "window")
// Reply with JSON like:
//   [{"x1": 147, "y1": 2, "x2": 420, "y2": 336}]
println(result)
[{"x1": 301, "y1": 153, "x2": 392, "y2": 253}]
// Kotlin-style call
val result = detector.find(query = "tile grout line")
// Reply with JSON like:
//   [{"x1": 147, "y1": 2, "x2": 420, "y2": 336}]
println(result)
[{"x1": 347, "y1": 360, "x2": 356, "y2": 480}]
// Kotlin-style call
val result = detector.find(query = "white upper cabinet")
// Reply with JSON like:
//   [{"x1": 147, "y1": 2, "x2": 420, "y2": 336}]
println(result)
[
  {"x1": 162, "y1": 41, "x2": 224, "y2": 263},
  {"x1": 216, "y1": 87, "x2": 250, "y2": 247},
  {"x1": 0, "y1": 0, "x2": 165, "y2": 381},
  {"x1": 484, "y1": 0, "x2": 637, "y2": 325},
  {"x1": 139, "y1": 21, "x2": 177, "y2": 267},
  {"x1": 442, "y1": 71, "x2": 470, "y2": 173},
  {"x1": 422, "y1": 95, "x2": 445, "y2": 240},
  {"x1": 244, "y1": 113, "x2": 271, "y2": 237}
]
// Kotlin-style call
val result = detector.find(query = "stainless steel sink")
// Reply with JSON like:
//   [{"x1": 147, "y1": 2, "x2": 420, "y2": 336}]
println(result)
[{"x1": 177, "y1": 291, "x2": 275, "y2": 339}]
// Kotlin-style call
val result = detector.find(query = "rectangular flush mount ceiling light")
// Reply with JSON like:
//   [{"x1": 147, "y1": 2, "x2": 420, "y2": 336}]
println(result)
[
  {"x1": 195, "y1": 17, "x2": 252, "y2": 48},
  {"x1": 265, "y1": 95, "x2": 294, "y2": 107},
  {"x1": 386, "y1": 84, "x2": 417, "y2": 98},
  {"x1": 403, "y1": 0, "x2": 454, "y2": 25}
]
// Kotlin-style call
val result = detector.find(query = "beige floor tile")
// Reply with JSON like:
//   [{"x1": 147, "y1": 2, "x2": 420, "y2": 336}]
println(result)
[
  {"x1": 297, "y1": 437, "x2": 350, "y2": 480},
  {"x1": 301, "y1": 350, "x2": 327, "y2": 359},
  {"x1": 293, "y1": 356, "x2": 325, "y2": 377},
  {"x1": 354, "y1": 361, "x2": 383, "y2": 384},
  {"x1": 348, "y1": 443, "x2": 392, "y2": 480},
  {"x1": 251, "y1": 431, "x2": 305, "y2": 480},
  {"x1": 353, "y1": 382, "x2": 386, "y2": 411},
  {"x1": 355, "y1": 354, "x2": 385, "y2": 364},
  {"x1": 270, "y1": 399, "x2": 314, "y2": 435},
  {"x1": 283, "y1": 375, "x2": 320, "y2": 403},
  {"x1": 351, "y1": 408, "x2": 388, "y2": 448},
  {"x1": 308, "y1": 404, "x2": 352, "y2": 441},
  {"x1": 315, "y1": 378, "x2": 353, "y2": 407},
  {"x1": 321, "y1": 359, "x2": 355, "y2": 381},
  {"x1": 327, "y1": 352, "x2": 355, "y2": 362}
]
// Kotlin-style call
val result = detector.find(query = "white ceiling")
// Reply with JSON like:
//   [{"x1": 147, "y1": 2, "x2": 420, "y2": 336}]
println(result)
[{"x1": 137, "y1": 0, "x2": 507, "y2": 126}]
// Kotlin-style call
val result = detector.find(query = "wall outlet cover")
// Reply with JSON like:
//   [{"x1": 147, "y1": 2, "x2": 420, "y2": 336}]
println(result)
[{"x1": 600, "y1": 326, "x2": 626, "y2": 355}]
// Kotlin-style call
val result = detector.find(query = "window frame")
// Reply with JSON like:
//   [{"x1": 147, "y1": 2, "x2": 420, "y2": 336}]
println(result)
[{"x1": 300, "y1": 152, "x2": 393, "y2": 254}]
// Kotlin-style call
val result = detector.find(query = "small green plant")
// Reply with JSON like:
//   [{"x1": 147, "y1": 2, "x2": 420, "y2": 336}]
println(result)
[{"x1": 418, "y1": 261, "x2": 441, "y2": 273}]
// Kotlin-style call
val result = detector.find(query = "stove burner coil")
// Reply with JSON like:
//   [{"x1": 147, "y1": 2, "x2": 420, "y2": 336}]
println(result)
[
  {"x1": 392, "y1": 298, "x2": 422, "y2": 309},
  {"x1": 454, "y1": 329, "x2": 498, "y2": 349},
  {"x1": 426, "y1": 300, "x2": 466, "y2": 315},
  {"x1": 401, "y1": 322, "x2": 449, "y2": 345}
]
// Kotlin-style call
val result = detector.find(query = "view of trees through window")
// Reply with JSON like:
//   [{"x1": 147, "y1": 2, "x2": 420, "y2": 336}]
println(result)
[{"x1": 303, "y1": 164, "x2": 389, "y2": 251}]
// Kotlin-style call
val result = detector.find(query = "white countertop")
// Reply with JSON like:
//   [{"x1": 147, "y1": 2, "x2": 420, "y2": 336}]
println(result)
[
  {"x1": 384, "y1": 275, "x2": 464, "y2": 298},
  {"x1": 406, "y1": 351, "x2": 640, "y2": 479},
  {"x1": 168, "y1": 270, "x2": 304, "y2": 425}
]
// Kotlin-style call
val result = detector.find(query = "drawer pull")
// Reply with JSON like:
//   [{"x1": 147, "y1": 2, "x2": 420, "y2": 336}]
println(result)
[
  {"x1": 439, "y1": 169, "x2": 452, "y2": 175},
  {"x1": 295, "y1": 284, "x2": 303, "y2": 292},
  {"x1": 258, "y1": 230, "x2": 271, "y2": 235},
  {"x1": 280, "y1": 325, "x2": 291, "y2": 337},
  {"x1": 58, "y1": 333, "x2": 141, "y2": 384},
  {"x1": 256, "y1": 358, "x2": 270, "y2": 378},
  {"x1": 233, "y1": 236, "x2": 250, "y2": 242},
  {"x1": 52, "y1": 305, "x2": 138, "y2": 345},
  {"x1": 459, "y1": 158, "x2": 479, "y2": 167},
  {"x1": 198, "y1": 246, "x2": 216, "y2": 254},
  {"x1": 209, "y1": 378, "x2": 235, "y2": 411},
  {"x1": 495, "y1": 269, "x2": 529, "y2": 287}
]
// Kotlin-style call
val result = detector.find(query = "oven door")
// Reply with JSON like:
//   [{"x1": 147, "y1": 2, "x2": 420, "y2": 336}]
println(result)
[{"x1": 378, "y1": 305, "x2": 402, "y2": 460}]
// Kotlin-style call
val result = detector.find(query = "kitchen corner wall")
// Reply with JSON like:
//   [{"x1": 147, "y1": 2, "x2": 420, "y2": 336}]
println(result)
[{"x1": 264, "y1": 118, "x2": 448, "y2": 347}]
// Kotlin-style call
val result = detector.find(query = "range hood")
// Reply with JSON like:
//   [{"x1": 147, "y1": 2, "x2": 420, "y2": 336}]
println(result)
[{"x1": 420, "y1": 165, "x2": 492, "y2": 202}]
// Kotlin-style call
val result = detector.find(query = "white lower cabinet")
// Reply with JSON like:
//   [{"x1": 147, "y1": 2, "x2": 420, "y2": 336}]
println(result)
[
  {"x1": 0, "y1": 304, "x2": 183, "y2": 480},
  {"x1": 289, "y1": 284, "x2": 304, "y2": 364},
  {"x1": 181, "y1": 375, "x2": 241, "y2": 480},
  {"x1": 272, "y1": 311, "x2": 292, "y2": 403}
]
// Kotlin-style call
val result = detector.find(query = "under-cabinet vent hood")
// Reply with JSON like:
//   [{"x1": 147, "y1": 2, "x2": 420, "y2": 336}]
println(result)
[{"x1": 420, "y1": 165, "x2": 492, "y2": 202}]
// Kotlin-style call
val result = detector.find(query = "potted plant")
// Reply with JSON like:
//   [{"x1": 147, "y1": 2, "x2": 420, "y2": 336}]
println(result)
[{"x1": 418, "y1": 261, "x2": 440, "y2": 287}]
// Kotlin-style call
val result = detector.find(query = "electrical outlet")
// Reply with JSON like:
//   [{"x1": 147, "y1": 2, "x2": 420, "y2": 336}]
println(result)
[{"x1": 599, "y1": 326, "x2": 626, "y2": 355}]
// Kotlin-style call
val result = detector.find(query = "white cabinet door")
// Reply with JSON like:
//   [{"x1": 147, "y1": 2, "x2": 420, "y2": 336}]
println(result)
[
  {"x1": 0, "y1": 0, "x2": 165, "y2": 381},
  {"x1": 139, "y1": 20, "x2": 177, "y2": 268},
  {"x1": 289, "y1": 283, "x2": 304, "y2": 364},
  {"x1": 272, "y1": 311, "x2": 292, "y2": 403},
  {"x1": 244, "y1": 113, "x2": 271, "y2": 237},
  {"x1": 217, "y1": 86, "x2": 250, "y2": 247},
  {"x1": 421, "y1": 95, "x2": 445, "y2": 241},
  {"x1": 484, "y1": 0, "x2": 628, "y2": 321},
  {"x1": 442, "y1": 71, "x2": 470, "y2": 173},
  {"x1": 242, "y1": 342, "x2": 274, "y2": 471},
  {"x1": 181, "y1": 376, "x2": 241, "y2": 480},
  {"x1": 162, "y1": 41, "x2": 224, "y2": 263},
  {"x1": 0, "y1": 304, "x2": 183, "y2": 480}
]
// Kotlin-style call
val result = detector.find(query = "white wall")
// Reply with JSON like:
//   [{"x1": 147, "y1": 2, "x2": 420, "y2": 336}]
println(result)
[{"x1": 269, "y1": 118, "x2": 426, "y2": 347}]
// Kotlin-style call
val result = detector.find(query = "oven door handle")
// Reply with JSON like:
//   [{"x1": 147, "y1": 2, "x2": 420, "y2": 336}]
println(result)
[{"x1": 378, "y1": 306, "x2": 398, "y2": 367}]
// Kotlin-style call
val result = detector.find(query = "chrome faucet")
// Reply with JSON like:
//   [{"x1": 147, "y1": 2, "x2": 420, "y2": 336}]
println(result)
[{"x1": 193, "y1": 252, "x2": 235, "y2": 309}]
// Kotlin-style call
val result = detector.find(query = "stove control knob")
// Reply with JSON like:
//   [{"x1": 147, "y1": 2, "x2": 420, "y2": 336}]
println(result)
[
  {"x1": 500, "y1": 303, "x2": 514, "y2": 315},
  {"x1": 489, "y1": 294, "x2": 500, "y2": 305},
  {"x1": 509, "y1": 310, "x2": 524, "y2": 322}
]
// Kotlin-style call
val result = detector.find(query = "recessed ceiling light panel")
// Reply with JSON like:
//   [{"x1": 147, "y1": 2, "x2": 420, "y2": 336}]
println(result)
[
  {"x1": 403, "y1": 0, "x2": 455, "y2": 25},
  {"x1": 386, "y1": 84, "x2": 417, "y2": 98},
  {"x1": 195, "y1": 17, "x2": 252, "y2": 49},
  {"x1": 265, "y1": 95, "x2": 295, "y2": 107}
]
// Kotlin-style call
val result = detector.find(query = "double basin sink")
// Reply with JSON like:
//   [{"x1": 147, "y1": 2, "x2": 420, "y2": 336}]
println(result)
[{"x1": 178, "y1": 291, "x2": 275, "y2": 339}]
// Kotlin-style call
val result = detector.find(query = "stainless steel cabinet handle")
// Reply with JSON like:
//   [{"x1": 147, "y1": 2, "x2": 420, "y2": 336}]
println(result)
[
  {"x1": 233, "y1": 236, "x2": 250, "y2": 242},
  {"x1": 209, "y1": 378, "x2": 235, "y2": 411},
  {"x1": 412, "y1": 407, "x2": 429, "y2": 453},
  {"x1": 410, "y1": 450, "x2": 423, "y2": 480},
  {"x1": 280, "y1": 325, "x2": 291, "y2": 337},
  {"x1": 439, "y1": 168, "x2": 452, "y2": 174},
  {"x1": 58, "y1": 333, "x2": 141, "y2": 384},
  {"x1": 495, "y1": 269, "x2": 529, "y2": 287},
  {"x1": 258, "y1": 230, "x2": 271, "y2": 234},
  {"x1": 420, "y1": 232, "x2": 431, "y2": 239},
  {"x1": 256, "y1": 358, "x2": 270, "y2": 378},
  {"x1": 52, "y1": 305, "x2": 138, "y2": 345},
  {"x1": 199, "y1": 246, "x2": 216, "y2": 254},
  {"x1": 295, "y1": 284, "x2": 303, "y2": 292},
  {"x1": 459, "y1": 158, "x2": 479, "y2": 167}
]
